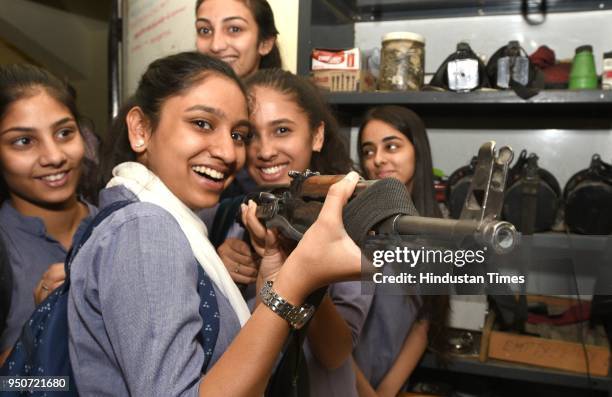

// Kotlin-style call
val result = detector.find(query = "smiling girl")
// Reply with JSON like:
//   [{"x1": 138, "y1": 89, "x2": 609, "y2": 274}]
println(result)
[
  {"x1": 245, "y1": 69, "x2": 352, "y2": 185},
  {"x1": 354, "y1": 105, "x2": 449, "y2": 397},
  {"x1": 0, "y1": 64, "x2": 97, "y2": 364},
  {"x1": 238, "y1": 69, "x2": 368, "y2": 397},
  {"x1": 195, "y1": 0, "x2": 281, "y2": 78},
  {"x1": 210, "y1": 69, "x2": 352, "y2": 285},
  {"x1": 67, "y1": 52, "x2": 363, "y2": 396}
]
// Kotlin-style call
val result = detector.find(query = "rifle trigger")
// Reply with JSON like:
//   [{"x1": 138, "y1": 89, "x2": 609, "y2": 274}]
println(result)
[
  {"x1": 266, "y1": 215, "x2": 304, "y2": 241},
  {"x1": 244, "y1": 192, "x2": 279, "y2": 221}
]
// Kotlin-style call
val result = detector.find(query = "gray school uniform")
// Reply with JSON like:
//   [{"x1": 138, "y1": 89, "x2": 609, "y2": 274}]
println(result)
[
  {"x1": 353, "y1": 293, "x2": 421, "y2": 389},
  {"x1": 199, "y1": 205, "x2": 244, "y2": 240},
  {"x1": 68, "y1": 186, "x2": 240, "y2": 396},
  {"x1": 0, "y1": 200, "x2": 96, "y2": 351},
  {"x1": 304, "y1": 281, "x2": 373, "y2": 397}
]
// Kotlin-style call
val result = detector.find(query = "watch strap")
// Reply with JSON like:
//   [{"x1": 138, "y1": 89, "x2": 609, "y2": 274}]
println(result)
[{"x1": 260, "y1": 281, "x2": 315, "y2": 329}]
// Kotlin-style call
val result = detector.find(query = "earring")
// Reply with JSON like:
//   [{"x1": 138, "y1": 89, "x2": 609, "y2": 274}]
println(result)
[{"x1": 134, "y1": 139, "x2": 145, "y2": 148}]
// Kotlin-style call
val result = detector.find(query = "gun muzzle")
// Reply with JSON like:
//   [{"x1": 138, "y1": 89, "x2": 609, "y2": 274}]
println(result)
[{"x1": 377, "y1": 215, "x2": 518, "y2": 254}]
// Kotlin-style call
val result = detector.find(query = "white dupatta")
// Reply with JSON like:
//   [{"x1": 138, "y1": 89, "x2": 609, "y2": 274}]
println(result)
[{"x1": 107, "y1": 162, "x2": 251, "y2": 326}]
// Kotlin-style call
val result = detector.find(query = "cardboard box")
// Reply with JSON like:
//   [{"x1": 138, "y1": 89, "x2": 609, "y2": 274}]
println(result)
[
  {"x1": 310, "y1": 48, "x2": 368, "y2": 92},
  {"x1": 488, "y1": 329, "x2": 609, "y2": 376},
  {"x1": 311, "y1": 69, "x2": 361, "y2": 92},
  {"x1": 482, "y1": 296, "x2": 610, "y2": 376}
]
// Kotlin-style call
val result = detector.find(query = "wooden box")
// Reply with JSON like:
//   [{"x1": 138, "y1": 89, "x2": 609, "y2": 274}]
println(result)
[{"x1": 482, "y1": 296, "x2": 610, "y2": 376}]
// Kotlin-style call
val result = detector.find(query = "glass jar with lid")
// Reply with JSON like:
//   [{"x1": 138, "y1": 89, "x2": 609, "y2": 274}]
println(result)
[{"x1": 379, "y1": 32, "x2": 425, "y2": 91}]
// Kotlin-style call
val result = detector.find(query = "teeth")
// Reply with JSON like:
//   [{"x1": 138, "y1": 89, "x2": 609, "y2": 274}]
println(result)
[
  {"x1": 192, "y1": 165, "x2": 225, "y2": 180},
  {"x1": 41, "y1": 172, "x2": 66, "y2": 182},
  {"x1": 261, "y1": 165, "x2": 286, "y2": 175}
]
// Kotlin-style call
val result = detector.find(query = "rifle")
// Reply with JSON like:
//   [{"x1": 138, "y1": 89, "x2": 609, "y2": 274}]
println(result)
[
  {"x1": 244, "y1": 141, "x2": 518, "y2": 254},
  {"x1": 250, "y1": 142, "x2": 518, "y2": 397}
]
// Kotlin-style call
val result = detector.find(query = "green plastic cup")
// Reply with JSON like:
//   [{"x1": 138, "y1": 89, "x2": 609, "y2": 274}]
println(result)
[{"x1": 569, "y1": 45, "x2": 598, "y2": 90}]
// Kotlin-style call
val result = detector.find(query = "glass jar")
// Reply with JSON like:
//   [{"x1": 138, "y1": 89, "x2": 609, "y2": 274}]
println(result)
[{"x1": 379, "y1": 32, "x2": 425, "y2": 91}]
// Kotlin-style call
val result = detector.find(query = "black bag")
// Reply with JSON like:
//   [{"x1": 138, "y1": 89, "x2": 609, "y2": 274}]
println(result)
[
  {"x1": 0, "y1": 201, "x2": 133, "y2": 397},
  {"x1": 503, "y1": 150, "x2": 561, "y2": 234},
  {"x1": 564, "y1": 154, "x2": 612, "y2": 235},
  {"x1": 446, "y1": 156, "x2": 478, "y2": 219},
  {"x1": 0, "y1": 200, "x2": 222, "y2": 397},
  {"x1": 486, "y1": 40, "x2": 543, "y2": 99},
  {"x1": 429, "y1": 42, "x2": 490, "y2": 92}
]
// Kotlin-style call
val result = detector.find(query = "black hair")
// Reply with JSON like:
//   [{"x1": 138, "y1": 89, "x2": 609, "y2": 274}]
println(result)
[
  {"x1": 358, "y1": 105, "x2": 440, "y2": 218},
  {"x1": 100, "y1": 52, "x2": 247, "y2": 187},
  {"x1": 358, "y1": 105, "x2": 450, "y2": 360},
  {"x1": 0, "y1": 63, "x2": 99, "y2": 204},
  {"x1": 196, "y1": 0, "x2": 282, "y2": 69},
  {"x1": 245, "y1": 68, "x2": 353, "y2": 174}
]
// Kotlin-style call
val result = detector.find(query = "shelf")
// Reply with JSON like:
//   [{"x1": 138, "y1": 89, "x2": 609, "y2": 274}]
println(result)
[
  {"x1": 419, "y1": 353, "x2": 612, "y2": 391},
  {"x1": 326, "y1": 90, "x2": 612, "y2": 106},
  {"x1": 325, "y1": 90, "x2": 612, "y2": 128}
]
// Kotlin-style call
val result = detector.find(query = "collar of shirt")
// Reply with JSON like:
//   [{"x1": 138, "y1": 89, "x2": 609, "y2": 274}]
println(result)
[{"x1": 0, "y1": 199, "x2": 98, "y2": 247}]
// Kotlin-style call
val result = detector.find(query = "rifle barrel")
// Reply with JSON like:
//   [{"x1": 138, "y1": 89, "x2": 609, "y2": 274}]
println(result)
[{"x1": 379, "y1": 215, "x2": 518, "y2": 254}]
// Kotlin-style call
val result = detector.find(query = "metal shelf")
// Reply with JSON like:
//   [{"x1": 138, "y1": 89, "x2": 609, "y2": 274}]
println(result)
[
  {"x1": 325, "y1": 90, "x2": 612, "y2": 128},
  {"x1": 325, "y1": 90, "x2": 612, "y2": 106},
  {"x1": 420, "y1": 353, "x2": 612, "y2": 392}
]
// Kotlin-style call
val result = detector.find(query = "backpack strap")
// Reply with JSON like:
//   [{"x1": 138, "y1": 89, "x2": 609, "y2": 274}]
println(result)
[{"x1": 64, "y1": 200, "x2": 134, "y2": 286}]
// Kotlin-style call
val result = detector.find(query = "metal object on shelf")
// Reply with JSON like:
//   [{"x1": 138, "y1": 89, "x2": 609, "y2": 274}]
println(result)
[{"x1": 447, "y1": 330, "x2": 477, "y2": 355}]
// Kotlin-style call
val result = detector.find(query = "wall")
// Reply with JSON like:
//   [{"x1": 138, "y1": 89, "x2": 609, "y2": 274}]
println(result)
[
  {"x1": 268, "y1": 0, "x2": 299, "y2": 73},
  {"x1": 0, "y1": 38, "x2": 36, "y2": 64},
  {"x1": 122, "y1": 0, "x2": 195, "y2": 97},
  {"x1": 0, "y1": 0, "x2": 110, "y2": 136}
]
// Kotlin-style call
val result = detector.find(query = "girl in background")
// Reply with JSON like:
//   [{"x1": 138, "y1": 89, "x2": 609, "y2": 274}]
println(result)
[
  {"x1": 0, "y1": 64, "x2": 97, "y2": 364},
  {"x1": 68, "y1": 51, "x2": 363, "y2": 396},
  {"x1": 354, "y1": 105, "x2": 449, "y2": 397},
  {"x1": 195, "y1": 0, "x2": 281, "y2": 78}
]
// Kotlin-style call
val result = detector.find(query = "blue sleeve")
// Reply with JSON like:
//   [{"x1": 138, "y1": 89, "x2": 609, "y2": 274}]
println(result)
[
  {"x1": 0, "y1": 234, "x2": 11, "y2": 341},
  {"x1": 96, "y1": 209, "x2": 204, "y2": 396},
  {"x1": 328, "y1": 281, "x2": 373, "y2": 348}
]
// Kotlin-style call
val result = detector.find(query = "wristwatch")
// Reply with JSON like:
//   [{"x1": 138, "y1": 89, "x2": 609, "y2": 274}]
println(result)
[{"x1": 260, "y1": 280, "x2": 315, "y2": 329}]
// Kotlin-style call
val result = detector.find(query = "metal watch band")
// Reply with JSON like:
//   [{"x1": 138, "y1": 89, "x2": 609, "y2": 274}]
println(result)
[{"x1": 259, "y1": 280, "x2": 315, "y2": 329}]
